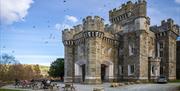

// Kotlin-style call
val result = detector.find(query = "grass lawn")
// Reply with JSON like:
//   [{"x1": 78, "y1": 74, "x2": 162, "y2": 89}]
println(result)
[
  {"x1": 0, "y1": 88, "x2": 24, "y2": 91},
  {"x1": 169, "y1": 80, "x2": 180, "y2": 83}
]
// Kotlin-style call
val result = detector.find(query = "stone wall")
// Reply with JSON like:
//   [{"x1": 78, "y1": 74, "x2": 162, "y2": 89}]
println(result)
[{"x1": 177, "y1": 41, "x2": 180, "y2": 79}]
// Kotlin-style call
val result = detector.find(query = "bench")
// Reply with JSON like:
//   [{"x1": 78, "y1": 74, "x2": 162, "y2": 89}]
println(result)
[{"x1": 62, "y1": 82, "x2": 75, "y2": 91}]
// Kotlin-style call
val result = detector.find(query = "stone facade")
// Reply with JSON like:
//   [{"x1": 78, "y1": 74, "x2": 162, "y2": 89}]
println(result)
[
  {"x1": 177, "y1": 41, "x2": 180, "y2": 79},
  {"x1": 62, "y1": 0, "x2": 179, "y2": 84}
]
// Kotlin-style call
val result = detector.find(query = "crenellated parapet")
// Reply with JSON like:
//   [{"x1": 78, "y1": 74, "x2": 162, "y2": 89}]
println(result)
[
  {"x1": 62, "y1": 16, "x2": 121, "y2": 46},
  {"x1": 150, "y1": 18, "x2": 180, "y2": 38},
  {"x1": 160, "y1": 18, "x2": 179, "y2": 35},
  {"x1": 83, "y1": 16, "x2": 104, "y2": 31},
  {"x1": 109, "y1": 0, "x2": 147, "y2": 24},
  {"x1": 74, "y1": 24, "x2": 83, "y2": 33},
  {"x1": 62, "y1": 28, "x2": 75, "y2": 41}
]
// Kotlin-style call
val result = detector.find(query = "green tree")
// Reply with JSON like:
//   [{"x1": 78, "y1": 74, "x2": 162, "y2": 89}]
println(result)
[
  {"x1": 33, "y1": 64, "x2": 42, "y2": 78},
  {"x1": 0, "y1": 53, "x2": 20, "y2": 81},
  {"x1": 48, "y1": 58, "x2": 64, "y2": 78}
]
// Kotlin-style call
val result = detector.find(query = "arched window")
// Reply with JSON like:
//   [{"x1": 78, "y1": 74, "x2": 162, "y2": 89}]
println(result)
[{"x1": 151, "y1": 65, "x2": 155, "y2": 75}]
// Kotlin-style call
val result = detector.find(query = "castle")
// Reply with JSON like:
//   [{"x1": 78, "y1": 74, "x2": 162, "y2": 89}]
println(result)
[{"x1": 62, "y1": 0, "x2": 179, "y2": 84}]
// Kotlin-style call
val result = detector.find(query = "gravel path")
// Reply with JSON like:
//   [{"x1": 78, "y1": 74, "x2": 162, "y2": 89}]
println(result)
[{"x1": 1, "y1": 82, "x2": 180, "y2": 91}]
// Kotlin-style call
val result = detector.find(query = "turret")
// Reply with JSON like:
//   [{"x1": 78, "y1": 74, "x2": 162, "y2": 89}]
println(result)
[
  {"x1": 160, "y1": 18, "x2": 179, "y2": 35},
  {"x1": 62, "y1": 28, "x2": 75, "y2": 41},
  {"x1": 83, "y1": 16, "x2": 104, "y2": 31},
  {"x1": 109, "y1": 0, "x2": 147, "y2": 25}
]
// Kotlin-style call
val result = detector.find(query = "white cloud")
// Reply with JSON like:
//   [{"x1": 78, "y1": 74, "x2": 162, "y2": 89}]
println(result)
[
  {"x1": 65, "y1": 15, "x2": 78, "y2": 23},
  {"x1": 55, "y1": 23, "x2": 71, "y2": 31},
  {"x1": 0, "y1": 0, "x2": 34, "y2": 25},
  {"x1": 54, "y1": 15, "x2": 78, "y2": 32},
  {"x1": 175, "y1": 0, "x2": 180, "y2": 4},
  {"x1": 54, "y1": 15, "x2": 78, "y2": 31}
]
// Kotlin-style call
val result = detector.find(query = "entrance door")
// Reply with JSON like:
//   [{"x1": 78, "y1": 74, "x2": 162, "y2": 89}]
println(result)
[
  {"x1": 81, "y1": 64, "x2": 85, "y2": 82},
  {"x1": 101, "y1": 64, "x2": 106, "y2": 82},
  {"x1": 160, "y1": 61, "x2": 164, "y2": 75}
]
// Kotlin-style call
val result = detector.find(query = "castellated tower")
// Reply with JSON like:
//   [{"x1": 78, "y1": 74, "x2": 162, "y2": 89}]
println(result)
[
  {"x1": 108, "y1": 0, "x2": 155, "y2": 81},
  {"x1": 62, "y1": 16, "x2": 119, "y2": 84},
  {"x1": 150, "y1": 19, "x2": 179, "y2": 80}
]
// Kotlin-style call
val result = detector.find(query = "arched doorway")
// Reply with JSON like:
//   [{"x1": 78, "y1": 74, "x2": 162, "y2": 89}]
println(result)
[
  {"x1": 101, "y1": 61, "x2": 114, "y2": 82},
  {"x1": 75, "y1": 60, "x2": 86, "y2": 83},
  {"x1": 101, "y1": 64, "x2": 107, "y2": 81},
  {"x1": 81, "y1": 64, "x2": 85, "y2": 82}
]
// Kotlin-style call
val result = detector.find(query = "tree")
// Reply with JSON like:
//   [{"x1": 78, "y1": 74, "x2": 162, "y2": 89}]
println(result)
[
  {"x1": 0, "y1": 53, "x2": 19, "y2": 64},
  {"x1": 33, "y1": 64, "x2": 42, "y2": 78},
  {"x1": 0, "y1": 53, "x2": 20, "y2": 81},
  {"x1": 48, "y1": 58, "x2": 64, "y2": 78}
]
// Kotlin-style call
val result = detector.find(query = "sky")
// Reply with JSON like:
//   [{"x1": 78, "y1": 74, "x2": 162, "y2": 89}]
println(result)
[{"x1": 0, "y1": 0, "x2": 180, "y2": 66}]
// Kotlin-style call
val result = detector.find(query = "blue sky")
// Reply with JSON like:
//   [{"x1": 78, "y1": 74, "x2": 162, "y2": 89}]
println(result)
[{"x1": 0, "y1": 0, "x2": 180, "y2": 66}]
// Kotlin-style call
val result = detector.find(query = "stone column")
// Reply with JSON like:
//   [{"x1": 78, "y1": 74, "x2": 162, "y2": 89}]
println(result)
[
  {"x1": 64, "y1": 45, "x2": 74, "y2": 83},
  {"x1": 113, "y1": 46, "x2": 119, "y2": 82},
  {"x1": 84, "y1": 38, "x2": 102, "y2": 84}
]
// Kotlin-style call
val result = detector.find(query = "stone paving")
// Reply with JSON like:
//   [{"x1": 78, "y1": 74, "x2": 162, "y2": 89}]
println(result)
[{"x1": 1, "y1": 82, "x2": 180, "y2": 91}]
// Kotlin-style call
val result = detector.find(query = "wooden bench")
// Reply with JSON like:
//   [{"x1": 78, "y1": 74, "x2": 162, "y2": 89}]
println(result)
[{"x1": 62, "y1": 82, "x2": 75, "y2": 91}]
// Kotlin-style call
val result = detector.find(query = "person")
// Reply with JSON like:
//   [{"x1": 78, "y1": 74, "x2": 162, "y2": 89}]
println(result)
[
  {"x1": 30, "y1": 79, "x2": 35, "y2": 88},
  {"x1": 14, "y1": 78, "x2": 20, "y2": 88},
  {"x1": 41, "y1": 79, "x2": 46, "y2": 89},
  {"x1": 31, "y1": 79, "x2": 34, "y2": 83}
]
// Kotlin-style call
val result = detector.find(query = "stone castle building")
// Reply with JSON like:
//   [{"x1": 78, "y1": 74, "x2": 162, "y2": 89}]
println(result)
[{"x1": 62, "y1": 0, "x2": 179, "y2": 84}]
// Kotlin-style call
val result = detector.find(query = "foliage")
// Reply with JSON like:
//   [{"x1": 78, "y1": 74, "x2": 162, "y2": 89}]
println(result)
[
  {"x1": 0, "y1": 53, "x2": 19, "y2": 64},
  {"x1": 0, "y1": 54, "x2": 20, "y2": 81},
  {"x1": 48, "y1": 58, "x2": 64, "y2": 78},
  {"x1": 39, "y1": 65, "x2": 49, "y2": 77},
  {"x1": 0, "y1": 64, "x2": 43, "y2": 81},
  {"x1": 0, "y1": 53, "x2": 43, "y2": 81}
]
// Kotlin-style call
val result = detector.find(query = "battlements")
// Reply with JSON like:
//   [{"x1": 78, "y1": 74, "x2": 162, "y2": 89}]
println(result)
[
  {"x1": 150, "y1": 18, "x2": 180, "y2": 36},
  {"x1": 62, "y1": 28, "x2": 75, "y2": 41},
  {"x1": 160, "y1": 18, "x2": 179, "y2": 35},
  {"x1": 83, "y1": 16, "x2": 104, "y2": 31},
  {"x1": 109, "y1": 0, "x2": 147, "y2": 24},
  {"x1": 74, "y1": 24, "x2": 83, "y2": 32},
  {"x1": 161, "y1": 18, "x2": 175, "y2": 27}
]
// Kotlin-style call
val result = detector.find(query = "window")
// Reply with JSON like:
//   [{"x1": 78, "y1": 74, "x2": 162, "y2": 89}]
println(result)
[
  {"x1": 119, "y1": 65, "x2": 123, "y2": 75},
  {"x1": 160, "y1": 42, "x2": 164, "y2": 49},
  {"x1": 151, "y1": 65, "x2": 155, "y2": 75},
  {"x1": 157, "y1": 42, "x2": 164, "y2": 57},
  {"x1": 160, "y1": 51, "x2": 163, "y2": 57},
  {"x1": 129, "y1": 43, "x2": 135, "y2": 56},
  {"x1": 88, "y1": 32, "x2": 91, "y2": 37},
  {"x1": 128, "y1": 65, "x2": 135, "y2": 75}
]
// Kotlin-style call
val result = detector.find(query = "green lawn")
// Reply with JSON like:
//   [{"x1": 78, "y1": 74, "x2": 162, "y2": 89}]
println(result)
[
  {"x1": 169, "y1": 80, "x2": 180, "y2": 83},
  {"x1": 0, "y1": 88, "x2": 24, "y2": 91}
]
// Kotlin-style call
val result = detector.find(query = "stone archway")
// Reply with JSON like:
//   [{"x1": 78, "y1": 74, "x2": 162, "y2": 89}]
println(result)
[
  {"x1": 75, "y1": 60, "x2": 86, "y2": 83},
  {"x1": 101, "y1": 64, "x2": 107, "y2": 81},
  {"x1": 101, "y1": 60, "x2": 114, "y2": 82}
]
